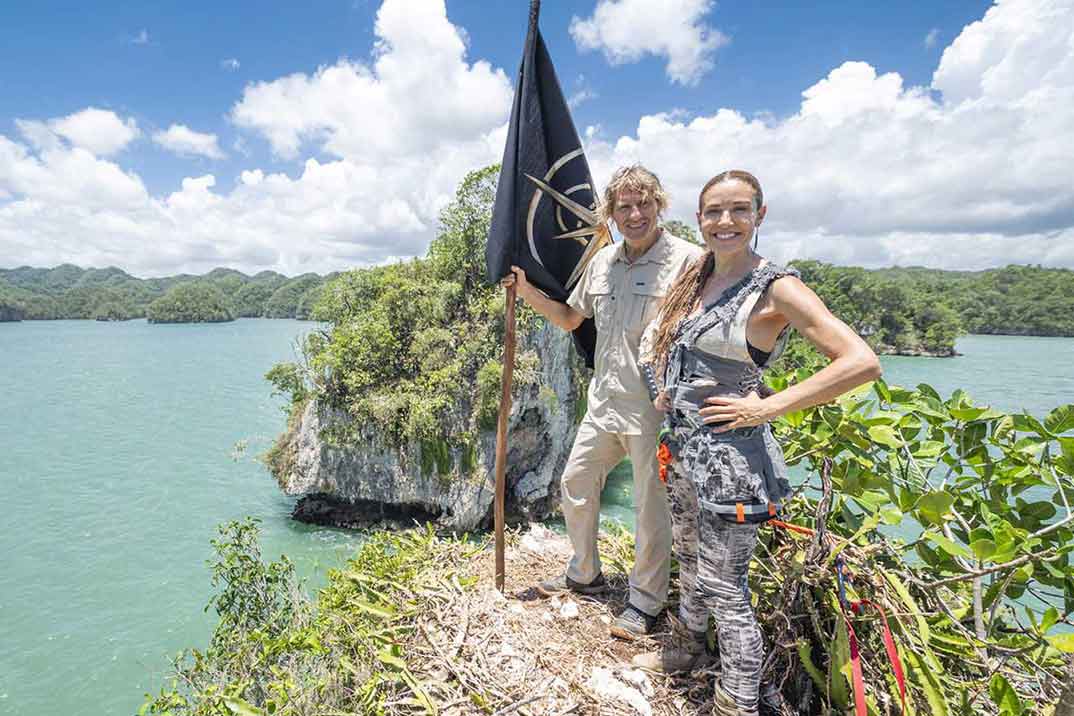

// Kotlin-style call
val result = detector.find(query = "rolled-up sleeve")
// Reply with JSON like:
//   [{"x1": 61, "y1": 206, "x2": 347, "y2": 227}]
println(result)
[{"x1": 566, "y1": 260, "x2": 597, "y2": 318}]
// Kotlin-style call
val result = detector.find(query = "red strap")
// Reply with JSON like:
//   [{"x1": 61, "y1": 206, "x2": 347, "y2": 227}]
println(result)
[
  {"x1": 842, "y1": 610, "x2": 867, "y2": 716},
  {"x1": 861, "y1": 599, "x2": 908, "y2": 711}
]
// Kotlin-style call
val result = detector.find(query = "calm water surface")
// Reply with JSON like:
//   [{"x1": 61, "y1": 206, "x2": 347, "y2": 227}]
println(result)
[{"x1": 0, "y1": 323, "x2": 1071, "y2": 716}]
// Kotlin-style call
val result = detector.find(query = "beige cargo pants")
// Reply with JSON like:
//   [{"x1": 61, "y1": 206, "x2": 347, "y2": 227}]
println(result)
[{"x1": 561, "y1": 411, "x2": 671, "y2": 616}]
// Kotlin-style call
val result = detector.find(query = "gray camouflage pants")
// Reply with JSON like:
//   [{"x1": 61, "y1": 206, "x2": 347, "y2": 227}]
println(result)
[{"x1": 667, "y1": 457, "x2": 763, "y2": 714}]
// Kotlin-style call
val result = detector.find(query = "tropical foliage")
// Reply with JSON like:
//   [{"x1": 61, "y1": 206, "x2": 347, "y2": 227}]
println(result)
[
  {"x1": 267, "y1": 165, "x2": 542, "y2": 453},
  {"x1": 752, "y1": 352, "x2": 1074, "y2": 714},
  {"x1": 139, "y1": 519, "x2": 482, "y2": 716}
]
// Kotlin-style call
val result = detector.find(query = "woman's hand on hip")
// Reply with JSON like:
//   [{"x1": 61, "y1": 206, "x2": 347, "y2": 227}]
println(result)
[{"x1": 700, "y1": 391, "x2": 771, "y2": 433}]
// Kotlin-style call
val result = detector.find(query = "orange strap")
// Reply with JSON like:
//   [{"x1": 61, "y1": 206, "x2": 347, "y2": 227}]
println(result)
[
  {"x1": 768, "y1": 518, "x2": 815, "y2": 536},
  {"x1": 735, "y1": 503, "x2": 745, "y2": 523}
]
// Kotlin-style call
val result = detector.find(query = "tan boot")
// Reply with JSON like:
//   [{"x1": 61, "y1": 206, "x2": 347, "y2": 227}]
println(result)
[{"x1": 631, "y1": 619, "x2": 709, "y2": 674}]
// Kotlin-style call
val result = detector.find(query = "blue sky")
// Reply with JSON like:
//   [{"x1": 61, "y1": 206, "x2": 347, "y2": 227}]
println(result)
[{"x1": 1, "y1": 0, "x2": 1071, "y2": 275}]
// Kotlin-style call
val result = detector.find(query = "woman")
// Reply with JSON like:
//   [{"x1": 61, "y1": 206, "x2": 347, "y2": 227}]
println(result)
[{"x1": 633, "y1": 170, "x2": 881, "y2": 716}]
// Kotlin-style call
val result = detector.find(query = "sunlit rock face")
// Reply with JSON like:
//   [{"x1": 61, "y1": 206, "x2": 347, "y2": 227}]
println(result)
[{"x1": 275, "y1": 322, "x2": 586, "y2": 532}]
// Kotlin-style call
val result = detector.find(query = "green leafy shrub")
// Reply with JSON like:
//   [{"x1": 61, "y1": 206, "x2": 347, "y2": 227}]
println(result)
[
  {"x1": 754, "y1": 363, "x2": 1074, "y2": 714},
  {"x1": 140, "y1": 520, "x2": 480, "y2": 716}
]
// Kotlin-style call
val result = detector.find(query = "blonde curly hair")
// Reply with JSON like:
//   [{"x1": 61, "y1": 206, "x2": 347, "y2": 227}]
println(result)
[{"x1": 597, "y1": 164, "x2": 670, "y2": 225}]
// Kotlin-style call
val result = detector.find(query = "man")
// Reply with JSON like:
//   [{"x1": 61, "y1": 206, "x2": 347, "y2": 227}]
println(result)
[{"x1": 503, "y1": 165, "x2": 703, "y2": 638}]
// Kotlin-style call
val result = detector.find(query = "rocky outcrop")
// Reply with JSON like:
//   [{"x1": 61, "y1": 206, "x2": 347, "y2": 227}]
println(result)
[{"x1": 274, "y1": 322, "x2": 587, "y2": 532}]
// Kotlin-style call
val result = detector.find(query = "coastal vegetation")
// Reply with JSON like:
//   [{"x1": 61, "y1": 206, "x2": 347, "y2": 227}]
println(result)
[
  {"x1": 0, "y1": 265, "x2": 331, "y2": 322},
  {"x1": 268, "y1": 165, "x2": 541, "y2": 461}
]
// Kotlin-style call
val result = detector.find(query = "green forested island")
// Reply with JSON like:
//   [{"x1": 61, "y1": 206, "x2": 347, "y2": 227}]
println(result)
[
  {"x1": 0, "y1": 265, "x2": 333, "y2": 323},
  {"x1": 2, "y1": 249, "x2": 1072, "y2": 340}
]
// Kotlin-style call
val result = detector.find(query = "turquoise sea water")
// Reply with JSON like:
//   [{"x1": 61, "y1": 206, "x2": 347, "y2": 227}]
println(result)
[{"x1": 0, "y1": 322, "x2": 1071, "y2": 716}]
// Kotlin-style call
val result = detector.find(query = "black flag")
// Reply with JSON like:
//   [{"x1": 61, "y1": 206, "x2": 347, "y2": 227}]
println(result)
[{"x1": 485, "y1": 0, "x2": 609, "y2": 368}]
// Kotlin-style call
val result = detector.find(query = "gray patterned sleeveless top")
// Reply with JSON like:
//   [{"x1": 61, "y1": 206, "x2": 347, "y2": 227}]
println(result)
[{"x1": 663, "y1": 260, "x2": 800, "y2": 515}]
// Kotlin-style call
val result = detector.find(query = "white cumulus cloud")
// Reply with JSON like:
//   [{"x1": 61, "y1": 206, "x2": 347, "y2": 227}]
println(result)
[
  {"x1": 570, "y1": 0, "x2": 728, "y2": 86},
  {"x1": 582, "y1": 0, "x2": 1074, "y2": 270},
  {"x1": 0, "y1": 0, "x2": 511, "y2": 277},
  {"x1": 2, "y1": 0, "x2": 1073, "y2": 277},
  {"x1": 153, "y1": 124, "x2": 226, "y2": 160},
  {"x1": 18, "y1": 108, "x2": 141, "y2": 157}
]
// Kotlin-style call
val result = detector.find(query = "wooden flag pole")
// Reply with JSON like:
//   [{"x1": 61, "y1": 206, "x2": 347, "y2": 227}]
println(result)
[{"x1": 494, "y1": 282, "x2": 517, "y2": 592}]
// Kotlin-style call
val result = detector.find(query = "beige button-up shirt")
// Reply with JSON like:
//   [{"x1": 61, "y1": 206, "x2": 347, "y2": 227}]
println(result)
[{"x1": 567, "y1": 232, "x2": 704, "y2": 435}]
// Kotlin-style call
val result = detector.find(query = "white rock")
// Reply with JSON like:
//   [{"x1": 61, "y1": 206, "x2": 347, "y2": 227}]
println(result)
[
  {"x1": 509, "y1": 602, "x2": 525, "y2": 614},
  {"x1": 599, "y1": 615, "x2": 612, "y2": 625},
  {"x1": 587, "y1": 667, "x2": 652, "y2": 716},
  {"x1": 519, "y1": 522, "x2": 562, "y2": 554},
  {"x1": 559, "y1": 600, "x2": 580, "y2": 619},
  {"x1": 620, "y1": 668, "x2": 655, "y2": 697}
]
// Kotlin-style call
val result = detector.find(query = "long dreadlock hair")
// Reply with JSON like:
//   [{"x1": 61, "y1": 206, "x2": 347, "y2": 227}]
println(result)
[{"x1": 649, "y1": 170, "x2": 764, "y2": 367}]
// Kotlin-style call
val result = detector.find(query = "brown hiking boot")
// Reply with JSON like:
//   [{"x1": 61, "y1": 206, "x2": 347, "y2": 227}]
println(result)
[{"x1": 631, "y1": 618, "x2": 709, "y2": 673}]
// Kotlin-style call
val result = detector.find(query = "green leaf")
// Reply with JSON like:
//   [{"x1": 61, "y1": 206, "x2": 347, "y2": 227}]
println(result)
[
  {"x1": 882, "y1": 569, "x2": 943, "y2": 673},
  {"x1": 1047, "y1": 633, "x2": 1074, "y2": 653},
  {"x1": 912, "y1": 440, "x2": 946, "y2": 458},
  {"x1": 994, "y1": 415, "x2": 1015, "y2": 441},
  {"x1": 1041, "y1": 606, "x2": 1060, "y2": 635},
  {"x1": 989, "y1": 674, "x2": 1024, "y2": 716},
  {"x1": 880, "y1": 507, "x2": 904, "y2": 525},
  {"x1": 970, "y1": 539, "x2": 997, "y2": 560},
  {"x1": 351, "y1": 598, "x2": 396, "y2": 620},
  {"x1": 915, "y1": 490, "x2": 955, "y2": 526},
  {"x1": 924, "y1": 530, "x2": 972, "y2": 558},
  {"x1": 796, "y1": 641, "x2": 826, "y2": 691},
  {"x1": 949, "y1": 405, "x2": 989, "y2": 421},
  {"x1": 917, "y1": 383, "x2": 942, "y2": 401},
  {"x1": 224, "y1": 697, "x2": 266, "y2": 716},
  {"x1": 1045, "y1": 404, "x2": 1074, "y2": 435},
  {"x1": 828, "y1": 603, "x2": 851, "y2": 709},
  {"x1": 377, "y1": 649, "x2": 408, "y2": 670},
  {"x1": 874, "y1": 378, "x2": 892, "y2": 403},
  {"x1": 904, "y1": 648, "x2": 949, "y2": 716},
  {"x1": 1012, "y1": 413, "x2": 1052, "y2": 437},
  {"x1": 868, "y1": 424, "x2": 903, "y2": 449}
]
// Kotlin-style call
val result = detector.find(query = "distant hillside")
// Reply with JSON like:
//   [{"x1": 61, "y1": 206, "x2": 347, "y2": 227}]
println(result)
[
  {"x1": 793, "y1": 262, "x2": 1074, "y2": 349},
  {"x1": 0, "y1": 265, "x2": 335, "y2": 322},
  {"x1": 2, "y1": 261, "x2": 1072, "y2": 339}
]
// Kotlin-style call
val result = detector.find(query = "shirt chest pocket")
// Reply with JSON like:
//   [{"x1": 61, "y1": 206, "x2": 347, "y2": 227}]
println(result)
[
  {"x1": 626, "y1": 274, "x2": 666, "y2": 337},
  {"x1": 589, "y1": 277, "x2": 615, "y2": 331}
]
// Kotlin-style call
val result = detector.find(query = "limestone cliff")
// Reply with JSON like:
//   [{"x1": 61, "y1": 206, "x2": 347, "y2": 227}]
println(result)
[{"x1": 272, "y1": 322, "x2": 586, "y2": 532}]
